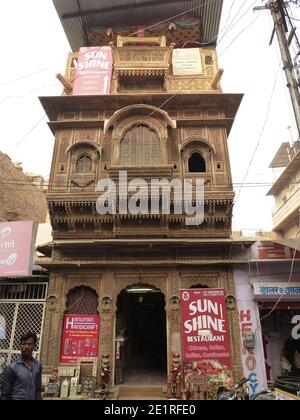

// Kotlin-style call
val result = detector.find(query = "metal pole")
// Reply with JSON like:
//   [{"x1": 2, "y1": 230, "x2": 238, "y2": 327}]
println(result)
[{"x1": 269, "y1": 0, "x2": 300, "y2": 138}]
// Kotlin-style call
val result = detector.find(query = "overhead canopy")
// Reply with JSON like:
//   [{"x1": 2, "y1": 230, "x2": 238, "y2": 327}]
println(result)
[{"x1": 52, "y1": 0, "x2": 224, "y2": 51}]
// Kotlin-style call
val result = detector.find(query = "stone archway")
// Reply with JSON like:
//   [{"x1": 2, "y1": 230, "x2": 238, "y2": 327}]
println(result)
[{"x1": 115, "y1": 283, "x2": 167, "y2": 385}]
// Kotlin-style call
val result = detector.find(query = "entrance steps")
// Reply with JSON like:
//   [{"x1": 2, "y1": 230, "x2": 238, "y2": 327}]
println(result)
[{"x1": 117, "y1": 385, "x2": 166, "y2": 400}]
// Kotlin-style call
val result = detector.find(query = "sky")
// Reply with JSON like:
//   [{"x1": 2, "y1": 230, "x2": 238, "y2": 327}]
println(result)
[{"x1": 0, "y1": 0, "x2": 300, "y2": 232}]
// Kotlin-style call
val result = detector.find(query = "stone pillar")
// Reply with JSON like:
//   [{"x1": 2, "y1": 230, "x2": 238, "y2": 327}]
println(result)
[{"x1": 167, "y1": 269, "x2": 182, "y2": 373}]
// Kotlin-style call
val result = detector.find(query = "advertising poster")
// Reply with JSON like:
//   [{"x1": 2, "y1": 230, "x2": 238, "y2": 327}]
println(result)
[
  {"x1": 180, "y1": 288, "x2": 231, "y2": 368},
  {"x1": 0, "y1": 221, "x2": 36, "y2": 277},
  {"x1": 73, "y1": 46, "x2": 113, "y2": 95},
  {"x1": 60, "y1": 315, "x2": 100, "y2": 364}
]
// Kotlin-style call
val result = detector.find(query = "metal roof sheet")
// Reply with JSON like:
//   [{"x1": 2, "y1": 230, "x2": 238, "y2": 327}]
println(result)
[{"x1": 52, "y1": 0, "x2": 223, "y2": 51}]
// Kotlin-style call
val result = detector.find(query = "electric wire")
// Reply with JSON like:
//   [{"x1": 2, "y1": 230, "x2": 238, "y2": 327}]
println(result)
[{"x1": 229, "y1": 63, "x2": 282, "y2": 212}]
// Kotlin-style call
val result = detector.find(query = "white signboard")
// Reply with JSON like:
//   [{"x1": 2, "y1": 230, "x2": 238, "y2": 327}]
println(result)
[
  {"x1": 172, "y1": 48, "x2": 202, "y2": 76},
  {"x1": 253, "y1": 282, "x2": 300, "y2": 301},
  {"x1": 234, "y1": 270, "x2": 268, "y2": 396}
]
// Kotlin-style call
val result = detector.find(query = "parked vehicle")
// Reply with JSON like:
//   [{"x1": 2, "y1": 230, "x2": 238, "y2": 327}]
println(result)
[
  {"x1": 250, "y1": 388, "x2": 275, "y2": 400},
  {"x1": 217, "y1": 378, "x2": 249, "y2": 400}
]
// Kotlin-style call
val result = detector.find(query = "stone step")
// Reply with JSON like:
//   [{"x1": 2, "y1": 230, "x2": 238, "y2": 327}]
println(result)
[{"x1": 118, "y1": 386, "x2": 165, "y2": 400}]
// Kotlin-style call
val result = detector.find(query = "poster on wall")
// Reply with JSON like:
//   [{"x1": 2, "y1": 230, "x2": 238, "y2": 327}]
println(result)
[
  {"x1": 0, "y1": 221, "x2": 36, "y2": 277},
  {"x1": 180, "y1": 288, "x2": 232, "y2": 369},
  {"x1": 60, "y1": 315, "x2": 100, "y2": 364},
  {"x1": 73, "y1": 46, "x2": 113, "y2": 95}
]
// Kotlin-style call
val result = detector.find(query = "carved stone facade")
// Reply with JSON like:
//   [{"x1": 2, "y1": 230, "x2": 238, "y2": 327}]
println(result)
[
  {"x1": 41, "y1": 267, "x2": 243, "y2": 383},
  {"x1": 39, "y1": 41, "x2": 243, "y2": 385}
]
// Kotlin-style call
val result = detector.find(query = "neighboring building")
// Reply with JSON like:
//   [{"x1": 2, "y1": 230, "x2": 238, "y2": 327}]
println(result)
[
  {"x1": 0, "y1": 221, "x2": 51, "y2": 397},
  {"x1": 0, "y1": 154, "x2": 48, "y2": 396},
  {"x1": 233, "y1": 241, "x2": 300, "y2": 396},
  {"x1": 0, "y1": 152, "x2": 47, "y2": 223},
  {"x1": 267, "y1": 142, "x2": 300, "y2": 250},
  {"x1": 38, "y1": 0, "x2": 248, "y2": 398}
]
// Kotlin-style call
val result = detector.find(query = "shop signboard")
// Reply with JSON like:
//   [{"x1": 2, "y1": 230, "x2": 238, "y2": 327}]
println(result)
[
  {"x1": 180, "y1": 288, "x2": 231, "y2": 368},
  {"x1": 73, "y1": 46, "x2": 113, "y2": 95},
  {"x1": 0, "y1": 221, "x2": 36, "y2": 277},
  {"x1": 60, "y1": 315, "x2": 100, "y2": 364},
  {"x1": 253, "y1": 282, "x2": 300, "y2": 301},
  {"x1": 172, "y1": 48, "x2": 202, "y2": 76},
  {"x1": 234, "y1": 272, "x2": 268, "y2": 395},
  {"x1": 252, "y1": 242, "x2": 300, "y2": 260}
]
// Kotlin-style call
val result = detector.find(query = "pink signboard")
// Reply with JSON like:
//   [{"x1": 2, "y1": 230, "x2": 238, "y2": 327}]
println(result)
[
  {"x1": 180, "y1": 288, "x2": 231, "y2": 368},
  {"x1": 73, "y1": 46, "x2": 113, "y2": 95},
  {"x1": 0, "y1": 221, "x2": 35, "y2": 277},
  {"x1": 60, "y1": 315, "x2": 100, "y2": 364}
]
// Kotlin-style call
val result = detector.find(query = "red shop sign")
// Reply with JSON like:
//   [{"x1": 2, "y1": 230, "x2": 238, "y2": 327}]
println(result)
[
  {"x1": 60, "y1": 314, "x2": 100, "y2": 364},
  {"x1": 180, "y1": 288, "x2": 231, "y2": 368}
]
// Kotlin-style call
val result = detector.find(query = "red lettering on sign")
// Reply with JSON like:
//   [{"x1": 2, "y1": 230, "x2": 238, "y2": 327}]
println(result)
[
  {"x1": 240, "y1": 310, "x2": 251, "y2": 323},
  {"x1": 257, "y1": 243, "x2": 287, "y2": 259}
]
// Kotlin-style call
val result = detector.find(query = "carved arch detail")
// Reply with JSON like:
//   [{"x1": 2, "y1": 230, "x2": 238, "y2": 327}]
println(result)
[
  {"x1": 179, "y1": 137, "x2": 216, "y2": 155},
  {"x1": 104, "y1": 104, "x2": 176, "y2": 134},
  {"x1": 65, "y1": 140, "x2": 102, "y2": 157}
]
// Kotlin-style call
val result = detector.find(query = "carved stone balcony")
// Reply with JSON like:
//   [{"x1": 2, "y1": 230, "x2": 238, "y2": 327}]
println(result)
[{"x1": 112, "y1": 36, "x2": 173, "y2": 81}]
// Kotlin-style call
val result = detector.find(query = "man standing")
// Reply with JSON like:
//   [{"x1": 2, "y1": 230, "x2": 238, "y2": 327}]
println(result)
[{"x1": 1, "y1": 331, "x2": 42, "y2": 400}]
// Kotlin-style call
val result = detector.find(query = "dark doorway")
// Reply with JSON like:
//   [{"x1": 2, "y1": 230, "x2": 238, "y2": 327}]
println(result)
[{"x1": 115, "y1": 288, "x2": 167, "y2": 385}]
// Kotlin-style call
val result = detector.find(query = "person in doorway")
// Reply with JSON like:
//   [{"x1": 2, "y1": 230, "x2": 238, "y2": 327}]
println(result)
[{"x1": 1, "y1": 331, "x2": 42, "y2": 400}]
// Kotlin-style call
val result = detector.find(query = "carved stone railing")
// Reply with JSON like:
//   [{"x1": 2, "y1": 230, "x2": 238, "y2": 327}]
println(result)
[{"x1": 112, "y1": 36, "x2": 173, "y2": 81}]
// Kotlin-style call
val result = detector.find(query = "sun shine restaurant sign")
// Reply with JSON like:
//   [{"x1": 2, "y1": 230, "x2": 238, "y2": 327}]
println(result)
[
  {"x1": 180, "y1": 288, "x2": 231, "y2": 368},
  {"x1": 73, "y1": 46, "x2": 113, "y2": 95}
]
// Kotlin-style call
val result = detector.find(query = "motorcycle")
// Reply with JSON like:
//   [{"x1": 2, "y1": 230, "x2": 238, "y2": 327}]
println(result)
[
  {"x1": 217, "y1": 378, "x2": 249, "y2": 400},
  {"x1": 250, "y1": 388, "x2": 275, "y2": 400}
]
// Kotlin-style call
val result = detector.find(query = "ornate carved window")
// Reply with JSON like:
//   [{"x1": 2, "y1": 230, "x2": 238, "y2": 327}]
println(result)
[
  {"x1": 65, "y1": 286, "x2": 99, "y2": 315},
  {"x1": 188, "y1": 152, "x2": 206, "y2": 173},
  {"x1": 75, "y1": 155, "x2": 92, "y2": 174},
  {"x1": 120, "y1": 124, "x2": 160, "y2": 166}
]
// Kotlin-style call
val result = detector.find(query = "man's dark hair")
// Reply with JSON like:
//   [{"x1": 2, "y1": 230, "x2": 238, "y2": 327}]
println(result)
[{"x1": 20, "y1": 331, "x2": 38, "y2": 345}]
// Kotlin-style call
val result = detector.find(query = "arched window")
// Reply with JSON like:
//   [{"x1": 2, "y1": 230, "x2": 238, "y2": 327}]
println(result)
[
  {"x1": 65, "y1": 286, "x2": 99, "y2": 315},
  {"x1": 75, "y1": 155, "x2": 92, "y2": 174},
  {"x1": 120, "y1": 125, "x2": 160, "y2": 166},
  {"x1": 205, "y1": 55, "x2": 213, "y2": 65},
  {"x1": 188, "y1": 152, "x2": 206, "y2": 173}
]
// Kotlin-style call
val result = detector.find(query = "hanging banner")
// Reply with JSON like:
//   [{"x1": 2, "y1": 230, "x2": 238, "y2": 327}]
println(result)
[
  {"x1": 172, "y1": 48, "x2": 202, "y2": 76},
  {"x1": 180, "y1": 289, "x2": 231, "y2": 369},
  {"x1": 0, "y1": 221, "x2": 36, "y2": 277},
  {"x1": 73, "y1": 46, "x2": 113, "y2": 95},
  {"x1": 60, "y1": 315, "x2": 100, "y2": 364}
]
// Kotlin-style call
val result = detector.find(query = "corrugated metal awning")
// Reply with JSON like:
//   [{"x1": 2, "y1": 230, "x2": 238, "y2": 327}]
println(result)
[{"x1": 52, "y1": 0, "x2": 223, "y2": 51}]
